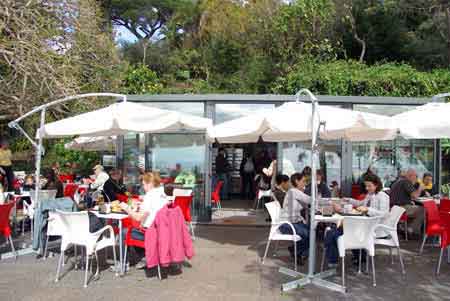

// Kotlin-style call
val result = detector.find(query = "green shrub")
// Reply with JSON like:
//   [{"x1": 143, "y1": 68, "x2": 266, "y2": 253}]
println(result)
[{"x1": 273, "y1": 59, "x2": 450, "y2": 97}]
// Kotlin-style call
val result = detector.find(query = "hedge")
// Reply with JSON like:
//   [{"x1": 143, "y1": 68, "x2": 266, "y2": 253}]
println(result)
[{"x1": 272, "y1": 59, "x2": 450, "y2": 97}]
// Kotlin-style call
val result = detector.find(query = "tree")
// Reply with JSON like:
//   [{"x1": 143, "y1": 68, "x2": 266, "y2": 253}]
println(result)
[
  {"x1": 0, "y1": 0, "x2": 124, "y2": 123},
  {"x1": 108, "y1": 0, "x2": 194, "y2": 41}
]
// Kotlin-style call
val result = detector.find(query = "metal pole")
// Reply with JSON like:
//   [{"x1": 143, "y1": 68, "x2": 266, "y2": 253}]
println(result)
[
  {"x1": 34, "y1": 109, "x2": 46, "y2": 213},
  {"x1": 307, "y1": 96, "x2": 319, "y2": 277}
]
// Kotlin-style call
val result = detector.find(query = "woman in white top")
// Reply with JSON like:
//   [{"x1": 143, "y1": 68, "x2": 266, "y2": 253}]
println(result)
[
  {"x1": 279, "y1": 172, "x2": 311, "y2": 262},
  {"x1": 325, "y1": 173, "x2": 389, "y2": 266},
  {"x1": 120, "y1": 172, "x2": 168, "y2": 266},
  {"x1": 350, "y1": 174, "x2": 390, "y2": 220}
]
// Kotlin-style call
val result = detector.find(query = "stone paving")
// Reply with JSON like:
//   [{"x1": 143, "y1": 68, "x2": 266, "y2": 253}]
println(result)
[{"x1": 1, "y1": 226, "x2": 450, "y2": 301}]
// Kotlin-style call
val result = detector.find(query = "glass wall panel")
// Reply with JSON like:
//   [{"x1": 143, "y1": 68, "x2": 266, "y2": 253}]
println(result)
[
  {"x1": 122, "y1": 132, "x2": 141, "y2": 192},
  {"x1": 147, "y1": 134, "x2": 207, "y2": 220},
  {"x1": 215, "y1": 104, "x2": 275, "y2": 124},
  {"x1": 282, "y1": 140, "x2": 342, "y2": 186},
  {"x1": 352, "y1": 139, "x2": 435, "y2": 188},
  {"x1": 352, "y1": 104, "x2": 435, "y2": 188},
  {"x1": 352, "y1": 141, "x2": 396, "y2": 187}
]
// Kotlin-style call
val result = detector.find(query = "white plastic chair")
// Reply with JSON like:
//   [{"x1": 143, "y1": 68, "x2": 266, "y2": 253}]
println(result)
[
  {"x1": 44, "y1": 211, "x2": 64, "y2": 259},
  {"x1": 54, "y1": 210, "x2": 117, "y2": 288},
  {"x1": 374, "y1": 206, "x2": 406, "y2": 275},
  {"x1": 173, "y1": 189, "x2": 193, "y2": 197},
  {"x1": 261, "y1": 201, "x2": 301, "y2": 271},
  {"x1": 337, "y1": 216, "x2": 380, "y2": 288},
  {"x1": 256, "y1": 189, "x2": 271, "y2": 210}
]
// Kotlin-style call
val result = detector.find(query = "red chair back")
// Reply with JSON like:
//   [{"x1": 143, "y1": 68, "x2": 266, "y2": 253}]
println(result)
[
  {"x1": 174, "y1": 195, "x2": 193, "y2": 222},
  {"x1": 211, "y1": 181, "x2": 223, "y2": 203},
  {"x1": 424, "y1": 200, "x2": 440, "y2": 225},
  {"x1": 355, "y1": 194, "x2": 366, "y2": 201},
  {"x1": 440, "y1": 198, "x2": 450, "y2": 212},
  {"x1": 125, "y1": 220, "x2": 146, "y2": 249},
  {"x1": 351, "y1": 184, "x2": 361, "y2": 199},
  {"x1": 59, "y1": 174, "x2": 74, "y2": 183},
  {"x1": 63, "y1": 183, "x2": 79, "y2": 199},
  {"x1": 0, "y1": 202, "x2": 15, "y2": 237}
]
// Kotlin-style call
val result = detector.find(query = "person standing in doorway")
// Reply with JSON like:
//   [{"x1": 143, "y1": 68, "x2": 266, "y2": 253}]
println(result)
[
  {"x1": 0, "y1": 139, "x2": 14, "y2": 192},
  {"x1": 215, "y1": 147, "x2": 230, "y2": 200},
  {"x1": 240, "y1": 152, "x2": 256, "y2": 200}
]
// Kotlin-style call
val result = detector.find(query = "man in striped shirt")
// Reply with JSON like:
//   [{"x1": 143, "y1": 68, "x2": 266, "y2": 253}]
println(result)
[{"x1": 390, "y1": 169, "x2": 424, "y2": 235}]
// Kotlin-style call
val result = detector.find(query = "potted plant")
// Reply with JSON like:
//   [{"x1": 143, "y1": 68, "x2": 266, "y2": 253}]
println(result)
[{"x1": 441, "y1": 183, "x2": 450, "y2": 198}]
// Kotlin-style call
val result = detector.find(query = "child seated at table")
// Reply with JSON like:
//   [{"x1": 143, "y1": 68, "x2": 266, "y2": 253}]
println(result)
[{"x1": 324, "y1": 174, "x2": 390, "y2": 267}]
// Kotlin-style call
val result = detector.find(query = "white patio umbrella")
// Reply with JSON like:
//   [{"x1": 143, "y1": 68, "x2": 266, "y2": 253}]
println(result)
[
  {"x1": 38, "y1": 101, "x2": 212, "y2": 138},
  {"x1": 208, "y1": 101, "x2": 396, "y2": 143},
  {"x1": 64, "y1": 136, "x2": 116, "y2": 151},
  {"x1": 207, "y1": 89, "x2": 397, "y2": 293},
  {"x1": 393, "y1": 102, "x2": 450, "y2": 139}
]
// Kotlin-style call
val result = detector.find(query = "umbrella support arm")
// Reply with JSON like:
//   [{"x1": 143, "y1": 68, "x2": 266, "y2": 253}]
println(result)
[
  {"x1": 277, "y1": 89, "x2": 346, "y2": 294},
  {"x1": 8, "y1": 92, "x2": 126, "y2": 209}
]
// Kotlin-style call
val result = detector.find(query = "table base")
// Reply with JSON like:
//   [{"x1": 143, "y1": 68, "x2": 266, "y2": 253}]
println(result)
[{"x1": 279, "y1": 267, "x2": 346, "y2": 293}]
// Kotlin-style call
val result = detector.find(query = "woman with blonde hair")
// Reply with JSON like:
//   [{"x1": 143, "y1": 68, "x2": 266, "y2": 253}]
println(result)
[{"x1": 120, "y1": 171, "x2": 168, "y2": 267}]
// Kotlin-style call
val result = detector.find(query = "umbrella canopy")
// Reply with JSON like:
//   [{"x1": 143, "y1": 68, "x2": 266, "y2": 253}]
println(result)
[
  {"x1": 393, "y1": 102, "x2": 450, "y2": 139},
  {"x1": 64, "y1": 136, "x2": 116, "y2": 151},
  {"x1": 38, "y1": 101, "x2": 212, "y2": 138},
  {"x1": 208, "y1": 102, "x2": 396, "y2": 143}
]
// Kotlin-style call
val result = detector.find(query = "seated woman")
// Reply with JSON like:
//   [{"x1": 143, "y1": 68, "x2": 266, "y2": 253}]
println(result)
[
  {"x1": 418, "y1": 172, "x2": 437, "y2": 197},
  {"x1": 23, "y1": 175, "x2": 35, "y2": 191},
  {"x1": 119, "y1": 172, "x2": 168, "y2": 267},
  {"x1": 279, "y1": 172, "x2": 311, "y2": 263},
  {"x1": 43, "y1": 169, "x2": 64, "y2": 198},
  {"x1": 324, "y1": 173, "x2": 390, "y2": 267}
]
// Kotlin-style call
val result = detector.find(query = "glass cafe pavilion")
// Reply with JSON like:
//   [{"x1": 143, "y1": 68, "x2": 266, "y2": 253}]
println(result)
[{"x1": 115, "y1": 94, "x2": 442, "y2": 222}]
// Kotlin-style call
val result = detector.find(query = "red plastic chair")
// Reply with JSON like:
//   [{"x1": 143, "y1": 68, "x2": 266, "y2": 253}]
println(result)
[
  {"x1": 439, "y1": 198, "x2": 450, "y2": 213},
  {"x1": 123, "y1": 219, "x2": 161, "y2": 279},
  {"x1": 63, "y1": 183, "x2": 79, "y2": 199},
  {"x1": 0, "y1": 201, "x2": 18, "y2": 260},
  {"x1": 59, "y1": 174, "x2": 74, "y2": 183},
  {"x1": 355, "y1": 194, "x2": 366, "y2": 201},
  {"x1": 399, "y1": 213, "x2": 408, "y2": 241},
  {"x1": 419, "y1": 201, "x2": 446, "y2": 254},
  {"x1": 351, "y1": 184, "x2": 361, "y2": 199},
  {"x1": 211, "y1": 181, "x2": 223, "y2": 209},
  {"x1": 174, "y1": 195, "x2": 195, "y2": 239},
  {"x1": 436, "y1": 210, "x2": 450, "y2": 275}
]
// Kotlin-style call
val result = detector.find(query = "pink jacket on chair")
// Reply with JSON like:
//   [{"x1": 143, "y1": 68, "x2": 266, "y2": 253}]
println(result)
[{"x1": 145, "y1": 205, "x2": 194, "y2": 268}]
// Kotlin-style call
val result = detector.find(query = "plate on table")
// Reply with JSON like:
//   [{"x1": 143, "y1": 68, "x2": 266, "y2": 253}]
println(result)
[{"x1": 339, "y1": 210, "x2": 365, "y2": 216}]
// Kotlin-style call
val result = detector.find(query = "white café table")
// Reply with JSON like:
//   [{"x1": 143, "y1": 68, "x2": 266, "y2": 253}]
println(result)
[{"x1": 91, "y1": 211, "x2": 129, "y2": 275}]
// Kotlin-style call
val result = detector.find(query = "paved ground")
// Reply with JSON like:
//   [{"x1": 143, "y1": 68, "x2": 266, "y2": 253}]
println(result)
[{"x1": 1, "y1": 226, "x2": 450, "y2": 301}]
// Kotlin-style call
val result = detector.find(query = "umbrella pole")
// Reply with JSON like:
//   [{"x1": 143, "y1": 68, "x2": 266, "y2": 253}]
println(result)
[
  {"x1": 34, "y1": 109, "x2": 46, "y2": 224},
  {"x1": 279, "y1": 90, "x2": 346, "y2": 293}
]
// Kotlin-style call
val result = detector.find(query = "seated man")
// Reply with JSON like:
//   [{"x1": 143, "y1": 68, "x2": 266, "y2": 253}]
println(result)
[
  {"x1": 304, "y1": 170, "x2": 331, "y2": 198},
  {"x1": 390, "y1": 168, "x2": 423, "y2": 235},
  {"x1": 84, "y1": 164, "x2": 109, "y2": 192},
  {"x1": 272, "y1": 174, "x2": 289, "y2": 206},
  {"x1": 279, "y1": 172, "x2": 311, "y2": 264},
  {"x1": 120, "y1": 172, "x2": 168, "y2": 268},
  {"x1": 102, "y1": 169, "x2": 126, "y2": 202}
]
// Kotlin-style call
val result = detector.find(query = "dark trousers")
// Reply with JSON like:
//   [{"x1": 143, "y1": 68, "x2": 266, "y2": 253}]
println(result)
[
  {"x1": 324, "y1": 225, "x2": 366, "y2": 264},
  {"x1": 121, "y1": 227, "x2": 145, "y2": 264},
  {"x1": 324, "y1": 225, "x2": 343, "y2": 264},
  {"x1": 241, "y1": 172, "x2": 255, "y2": 200},
  {"x1": 1, "y1": 165, "x2": 14, "y2": 191},
  {"x1": 280, "y1": 222, "x2": 310, "y2": 257}
]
